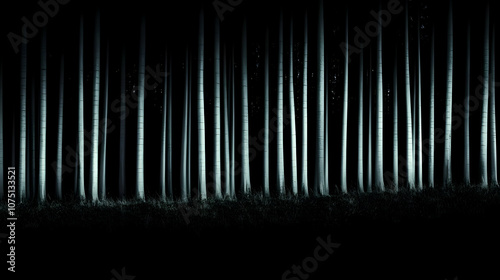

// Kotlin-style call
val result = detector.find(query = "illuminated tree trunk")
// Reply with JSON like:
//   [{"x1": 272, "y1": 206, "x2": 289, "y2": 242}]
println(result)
[
  {"x1": 480, "y1": 3, "x2": 489, "y2": 188},
  {"x1": 241, "y1": 17, "x2": 251, "y2": 195},
  {"x1": 375, "y1": 5, "x2": 384, "y2": 192},
  {"x1": 315, "y1": 0, "x2": 325, "y2": 196},
  {"x1": 214, "y1": 17, "x2": 222, "y2": 198},
  {"x1": 168, "y1": 53, "x2": 173, "y2": 197},
  {"x1": 90, "y1": 12, "x2": 100, "y2": 201},
  {"x1": 230, "y1": 46, "x2": 236, "y2": 198},
  {"x1": 443, "y1": 1, "x2": 453, "y2": 187},
  {"x1": 99, "y1": 41, "x2": 109, "y2": 200},
  {"x1": 119, "y1": 48, "x2": 126, "y2": 199},
  {"x1": 429, "y1": 26, "x2": 435, "y2": 188},
  {"x1": 39, "y1": 28, "x2": 47, "y2": 202},
  {"x1": 464, "y1": 22, "x2": 470, "y2": 186},
  {"x1": 302, "y1": 12, "x2": 309, "y2": 197},
  {"x1": 78, "y1": 15, "x2": 85, "y2": 199},
  {"x1": 264, "y1": 28, "x2": 270, "y2": 197},
  {"x1": 341, "y1": 12, "x2": 348, "y2": 193},
  {"x1": 160, "y1": 50, "x2": 168, "y2": 201},
  {"x1": 393, "y1": 49, "x2": 398, "y2": 192},
  {"x1": 490, "y1": 23, "x2": 497, "y2": 186},
  {"x1": 198, "y1": 9, "x2": 207, "y2": 199},
  {"x1": 188, "y1": 53, "x2": 193, "y2": 197},
  {"x1": 289, "y1": 17, "x2": 298, "y2": 196},
  {"x1": 325, "y1": 52, "x2": 329, "y2": 195},
  {"x1": 223, "y1": 43, "x2": 231, "y2": 197},
  {"x1": 137, "y1": 16, "x2": 145, "y2": 199},
  {"x1": 367, "y1": 49, "x2": 373, "y2": 193},
  {"x1": 358, "y1": 47, "x2": 364, "y2": 193},
  {"x1": 417, "y1": 13, "x2": 423, "y2": 191},
  {"x1": 56, "y1": 54, "x2": 65, "y2": 200},
  {"x1": 277, "y1": 10, "x2": 285, "y2": 196},
  {"x1": 181, "y1": 49, "x2": 189, "y2": 202},
  {"x1": 404, "y1": 1, "x2": 414, "y2": 189}
]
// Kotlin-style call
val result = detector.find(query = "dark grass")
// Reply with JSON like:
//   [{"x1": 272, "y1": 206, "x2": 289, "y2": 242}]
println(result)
[{"x1": 2, "y1": 186, "x2": 500, "y2": 279}]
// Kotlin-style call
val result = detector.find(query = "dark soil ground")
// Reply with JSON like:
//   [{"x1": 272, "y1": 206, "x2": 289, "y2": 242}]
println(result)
[{"x1": 1, "y1": 186, "x2": 500, "y2": 279}]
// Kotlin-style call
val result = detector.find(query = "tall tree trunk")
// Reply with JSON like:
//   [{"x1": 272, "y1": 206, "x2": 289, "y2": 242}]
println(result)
[
  {"x1": 375, "y1": 3, "x2": 384, "y2": 192},
  {"x1": 490, "y1": 22, "x2": 497, "y2": 186},
  {"x1": 429, "y1": 26, "x2": 435, "y2": 188},
  {"x1": 358, "y1": 47, "x2": 364, "y2": 193},
  {"x1": 289, "y1": 16, "x2": 298, "y2": 196},
  {"x1": 264, "y1": 28, "x2": 270, "y2": 197},
  {"x1": 181, "y1": 48, "x2": 189, "y2": 202},
  {"x1": 302, "y1": 12, "x2": 309, "y2": 197},
  {"x1": 230, "y1": 45, "x2": 236, "y2": 198},
  {"x1": 404, "y1": 0, "x2": 414, "y2": 189},
  {"x1": 56, "y1": 54, "x2": 65, "y2": 200},
  {"x1": 119, "y1": 48, "x2": 126, "y2": 199},
  {"x1": 367, "y1": 48, "x2": 373, "y2": 193},
  {"x1": 341, "y1": 11, "x2": 348, "y2": 193},
  {"x1": 160, "y1": 50, "x2": 168, "y2": 201},
  {"x1": 188, "y1": 53, "x2": 193, "y2": 197},
  {"x1": 90, "y1": 12, "x2": 100, "y2": 201},
  {"x1": 393, "y1": 48, "x2": 398, "y2": 192},
  {"x1": 223, "y1": 43, "x2": 231, "y2": 197},
  {"x1": 464, "y1": 22, "x2": 470, "y2": 186},
  {"x1": 30, "y1": 79, "x2": 36, "y2": 199},
  {"x1": 78, "y1": 15, "x2": 85, "y2": 199},
  {"x1": 443, "y1": 1, "x2": 453, "y2": 187},
  {"x1": 0, "y1": 61, "x2": 3, "y2": 199},
  {"x1": 315, "y1": 0, "x2": 325, "y2": 196},
  {"x1": 137, "y1": 16, "x2": 146, "y2": 199},
  {"x1": 277, "y1": 10, "x2": 286, "y2": 196},
  {"x1": 198, "y1": 8, "x2": 207, "y2": 199},
  {"x1": 19, "y1": 43, "x2": 27, "y2": 202},
  {"x1": 324, "y1": 51, "x2": 329, "y2": 195},
  {"x1": 39, "y1": 28, "x2": 47, "y2": 202},
  {"x1": 214, "y1": 16, "x2": 222, "y2": 198},
  {"x1": 168, "y1": 52, "x2": 173, "y2": 198},
  {"x1": 417, "y1": 11, "x2": 423, "y2": 191},
  {"x1": 480, "y1": 3, "x2": 489, "y2": 188},
  {"x1": 99, "y1": 41, "x2": 109, "y2": 200}
]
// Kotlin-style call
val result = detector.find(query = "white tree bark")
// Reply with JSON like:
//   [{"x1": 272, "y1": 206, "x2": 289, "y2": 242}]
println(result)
[
  {"x1": 464, "y1": 22, "x2": 471, "y2": 186},
  {"x1": 264, "y1": 28, "x2": 270, "y2": 197},
  {"x1": 277, "y1": 10, "x2": 286, "y2": 196},
  {"x1": 341, "y1": 12, "x2": 348, "y2": 193},
  {"x1": 168, "y1": 52, "x2": 173, "y2": 197},
  {"x1": 56, "y1": 54, "x2": 65, "y2": 200},
  {"x1": 289, "y1": 17, "x2": 298, "y2": 196},
  {"x1": 490, "y1": 23, "x2": 497, "y2": 186},
  {"x1": 315, "y1": 0, "x2": 325, "y2": 196},
  {"x1": 443, "y1": 1, "x2": 453, "y2": 187},
  {"x1": 119, "y1": 48, "x2": 126, "y2": 199},
  {"x1": 358, "y1": 47, "x2": 364, "y2": 193},
  {"x1": 480, "y1": 4, "x2": 489, "y2": 188},
  {"x1": 161, "y1": 50, "x2": 168, "y2": 201},
  {"x1": 39, "y1": 28, "x2": 47, "y2": 202},
  {"x1": 99, "y1": 41, "x2": 109, "y2": 200},
  {"x1": 90, "y1": 12, "x2": 100, "y2": 201},
  {"x1": 393, "y1": 49, "x2": 398, "y2": 192},
  {"x1": 375, "y1": 6, "x2": 384, "y2": 192},
  {"x1": 404, "y1": 1, "x2": 414, "y2": 189},
  {"x1": 302, "y1": 12, "x2": 309, "y2": 197},
  {"x1": 417, "y1": 13, "x2": 423, "y2": 191},
  {"x1": 223, "y1": 43, "x2": 231, "y2": 197},
  {"x1": 137, "y1": 16, "x2": 146, "y2": 199},
  {"x1": 78, "y1": 15, "x2": 85, "y2": 199},
  {"x1": 181, "y1": 49, "x2": 189, "y2": 202},
  {"x1": 198, "y1": 9, "x2": 207, "y2": 199},
  {"x1": 214, "y1": 17, "x2": 222, "y2": 198},
  {"x1": 429, "y1": 26, "x2": 435, "y2": 188}
]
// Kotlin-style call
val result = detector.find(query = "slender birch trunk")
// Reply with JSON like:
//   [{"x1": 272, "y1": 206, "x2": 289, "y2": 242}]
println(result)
[
  {"x1": 358, "y1": 47, "x2": 364, "y2": 193},
  {"x1": 264, "y1": 28, "x2": 270, "y2": 197},
  {"x1": 223, "y1": 43, "x2": 231, "y2": 197},
  {"x1": 490, "y1": 22, "x2": 497, "y2": 186},
  {"x1": 417, "y1": 12, "x2": 423, "y2": 191},
  {"x1": 393, "y1": 48, "x2": 398, "y2": 192},
  {"x1": 119, "y1": 48, "x2": 126, "y2": 199},
  {"x1": 464, "y1": 22, "x2": 471, "y2": 186},
  {"x1": 137, "y1": 16, "x2": 146, "y2": 199},
  {"x1": 341, "y1": 11, "x2": 348, "y2": 193},
  {"x1": 375, "y1": 4, "x2": 384, "y2": 192},
  {"x1": 181, "y1": 48, "x2": 189, "y2": 202},
  {"x1": 90, "y1": 12, "x2": 100, "y2": 201},
  {"x1": 277, "y1": 10, "x2": 285, "y2": 195},
  {"x1": 160, "y1": 50, "x2": 168, "y2": 201},
  {"x1": 302, "y1": 12, "x2": 309, "y2": 197},
  {"x1": 289, "y1": 17, "x2": 298, "y2": 196},
  {"x1": 429, "y1": 26, "x2": 435, "y2": 188},
  {"x1": 198, "y1": 8, "x2": 207, "y2": 199},
  {"x1": 214, "y1": 16, "x2": 222, "y2": 198},
  {"x1": 168, "y1": 52, "x2": 173, "y2": 197},
  {"x1": 443, "y1": 1, "x2": 453, "y2": 187},
  {"x1": 99, "y1": 41, "x2": 109, "y2": 200},
  {"x1": 404, "y1": 0, "x2": 414, "y2": 189},
  {"x1": 56, "y1": 54, "x2": 65, "y2": 200},
  {"x1": 367, "y1": 48, "x2": 373, "y2": 193},
  {"x1": 39, "y1": 28, "x2": 47, "y2": 202}
]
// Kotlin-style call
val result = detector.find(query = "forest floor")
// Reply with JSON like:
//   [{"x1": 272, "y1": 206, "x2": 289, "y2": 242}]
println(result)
[{"x1": 1, "y1": 186, "x2": 500, "y2": 279}]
